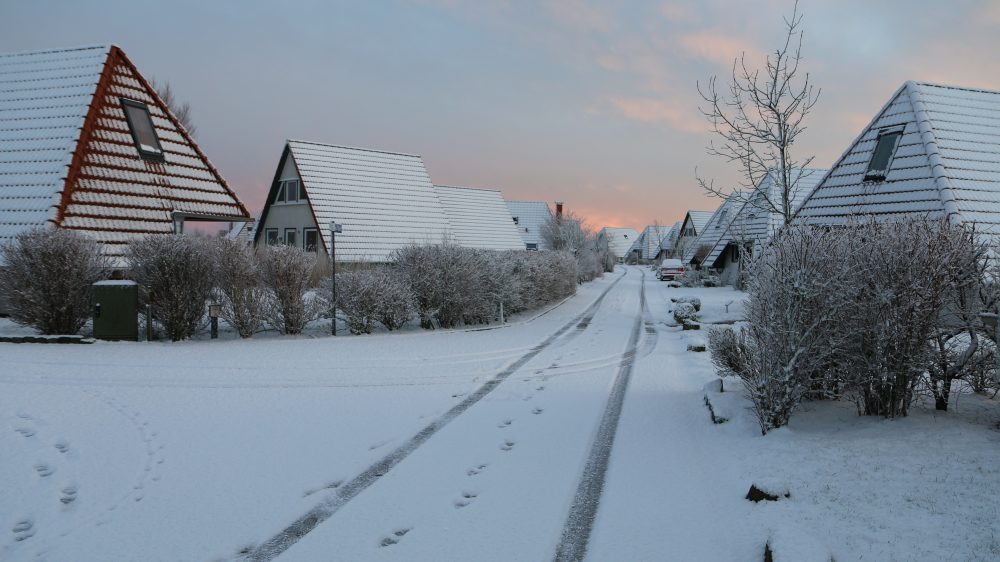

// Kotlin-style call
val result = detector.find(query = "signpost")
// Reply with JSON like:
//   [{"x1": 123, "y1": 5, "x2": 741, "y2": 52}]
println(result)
[{"x1": 330, "y1": 222, "x2": 342, "y2": 336}]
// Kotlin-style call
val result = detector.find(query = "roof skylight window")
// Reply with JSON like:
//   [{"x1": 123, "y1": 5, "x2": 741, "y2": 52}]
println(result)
[
  {"x1": 120, "y1": 98, "x2": 164, "y2": 161},
  {"x1": 864, "y1": 129, "x2": 903, "y2": 182}
]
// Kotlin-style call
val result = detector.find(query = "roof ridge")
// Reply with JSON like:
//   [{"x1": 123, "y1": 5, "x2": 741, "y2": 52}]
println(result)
[
  {"x1": 434, "y1": 184, "x2": 503, "y2": 193},
  {"x1": 905, "y1": 81, "x2": 961, "y2": 224},
  {"x1": 914, "y1": 81, "x2": 1000, "y2": 97},
  {"x1": 287, "y1": 139, "x2": 420, "y2": 159},
  {"x1": 0, "y1": 44, "x2": 112, "y2": 59}
]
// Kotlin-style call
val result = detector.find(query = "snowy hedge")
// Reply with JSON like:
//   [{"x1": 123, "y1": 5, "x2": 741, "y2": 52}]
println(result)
[
  {"x1": 213, "y1": 239, "x2": 268, "y2": 338},
  {"x1": 334, "y1": 267, "x2": 415, "y2": 334},
  {"x1": 0, "y1": 228, "x2": 111, "y2": 335},
  {"x1": 711, "y1": 220, "x2": 994, "y2": 434}
]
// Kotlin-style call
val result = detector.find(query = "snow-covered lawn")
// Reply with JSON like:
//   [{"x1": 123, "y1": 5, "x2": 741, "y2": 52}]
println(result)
[{"x1": 1, "y1": 266, "x2": 998, "y2": 561}]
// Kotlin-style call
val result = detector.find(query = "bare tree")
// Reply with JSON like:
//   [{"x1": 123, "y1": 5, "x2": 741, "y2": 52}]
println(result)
[
  {"x1": 150, "y1": 78, "x2": 197, "y2": 138},
  {"x1": 696, "y1": 0, "x2": 819, "y2": 225}
]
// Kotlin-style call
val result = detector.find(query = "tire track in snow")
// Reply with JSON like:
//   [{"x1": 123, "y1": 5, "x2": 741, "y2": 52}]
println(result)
[
  {"x1": 239, "y1": 270, "x2": 630, "y2": 562},
  {"x1": 553, "y1": 268, "x2": 647, "y2": 562}
]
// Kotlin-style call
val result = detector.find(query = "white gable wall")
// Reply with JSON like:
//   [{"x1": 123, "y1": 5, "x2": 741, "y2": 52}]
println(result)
[{"x1": 257, "y1": 157, "x2": 320, "y2": 252}]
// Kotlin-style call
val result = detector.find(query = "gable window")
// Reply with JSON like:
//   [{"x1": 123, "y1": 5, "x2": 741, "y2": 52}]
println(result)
[
  {"x1": 274, "y1": 179, "x2": 304, "y2": 204},
  {"x1": 304, "y1": 228, "x2": 318, "y2": 252},
  {"x1": 512, "y1": 216, "x2": 519, "y2": 225},
  {"x1": 865, "y1": 129, "x2": 903, "y2": 182},
  {"x1": 284, "y1": 228, "x2": 298, "y2": 246},
  {"x1": 526, "y1": 243, "x2": 538, "y2": 251},
  {"x1": 120, "y1": 98, "x2": 164, "y2": 161},
  {"x1": 265, "y1": 229, "x2": 279, "y2": 245}
]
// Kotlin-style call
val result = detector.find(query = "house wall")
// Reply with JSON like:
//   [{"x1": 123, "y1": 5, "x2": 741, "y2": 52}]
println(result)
[{"x1": 257, "y1": 158, "x2": 325, "y2": 257}]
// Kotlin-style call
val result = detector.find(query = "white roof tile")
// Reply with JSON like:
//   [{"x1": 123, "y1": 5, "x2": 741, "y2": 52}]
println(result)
[
  {"x1": 434, "y1": 185, "x2": 524, "y2": 250},
  {"x1": 599, "y1": 227, "x2": 640, "y2": 259},
  {"x1": 796, "y1": 81, "x2": 1000, "y2": 233},
  {"x1": 506, "y1": 200, "x2": 552, "y2": 249},
  {"x1": 682, "y1": 192, "x2": 745, "y2": 264}
]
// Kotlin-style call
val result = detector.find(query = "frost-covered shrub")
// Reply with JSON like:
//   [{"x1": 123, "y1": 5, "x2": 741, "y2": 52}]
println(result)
[
  {"x1": 259, "y1": 245, "x2": 320, "y2": 334},
  {"x1": 213, "y1": 240, "x2": 267, "y2": 338},
  {"x1": 575, "y1": 249, "x2": 603, "y2": 283},
  {"x1": 128, "y1": 235, "x2": 215, "y2": 341},
  {"x1": 335, "y1": 267, "x2": 415, "y2": 334},
  {"x1": 0, "y1": 228, "x2": 110, "y2": 335},
  {"x1": 708, "y1": 327, "x2": 748, "y2": 378},
  {"x1": 672, "y1": 296, "x2": 701, "y2": 311},
  {"x1": 673, "y1": 302, "x2": 697, "y2": 324}
]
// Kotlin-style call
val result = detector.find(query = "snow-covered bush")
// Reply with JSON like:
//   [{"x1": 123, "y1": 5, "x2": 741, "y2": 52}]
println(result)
[
  {"x1": 127, "y1": 235, "x2": 215, "y2": 341},
  {"x1": 259, "y1": 245, "x2": 320, "y2": 335},
  {"x1": 672, "y1": 296, "x2": 701, "y2": 311},
  {"x1": 575, "y1": 249, "x2": 603, "y2": 283},
  {"x1": 708, "y1": 327, "x2": 748, "y2": 378},
  {"x1": 335, "y1": 267, "x2": 415, "y2": 334},
  {"x1": 0, "y1": 228, "x2": 110, "y2": 335},
  {"x1": 213, "y1": 239, "x2": 267, "y2": 338},
  {"x1": 673, "y1": 302, "x2": 697, "y2": 324}
]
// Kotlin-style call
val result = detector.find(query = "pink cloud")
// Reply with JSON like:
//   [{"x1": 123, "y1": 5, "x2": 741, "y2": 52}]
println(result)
[
  {"x1": 606, "y1": 96, "x2": 705, "y2": 134},
  {"x1": 659, "y1": 1, "x2": 698, "y2": 23},
  {"x1": 677, "y1": 31, "x2": 764, "y2": 67},
  {"x1": 544, "y1": 0, "x2": 615, "y2": 33}
]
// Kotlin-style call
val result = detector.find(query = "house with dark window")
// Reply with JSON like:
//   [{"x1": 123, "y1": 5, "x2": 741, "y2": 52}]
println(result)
[
  {"x1": 795, "y1": 81, "x2": 1000, "y2": 233},
  {"x1": 655, "y1": 221, "x2": 682, "y2": 261},
  {"x1": 672, "y1": 210, "x2": 713, "y2": 260},
  {"x1": 0, "y1": 45, "x2": 250, "y2": 262},
  {"x1": 702, "y1": 168, "x2": 827, "y2": 286},
  {"x1": 681, "y1": 193, "x2": 744, "y2": 268},
  {"x1": 254, "y1": 140, "x2": 455, "y2": 262},
  {"x1": 597, "y1": 227, "x2": 639, "y2": 262},
  {"x1": 629, "y1": 225, "x2": 670, "y2": 262},
  {"x1": 506, "y1": 200, "x2": 553, "y2": 250}
]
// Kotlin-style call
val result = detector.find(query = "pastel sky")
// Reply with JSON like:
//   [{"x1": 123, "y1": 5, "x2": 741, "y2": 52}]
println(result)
[{"x1": 3, "y1": 0, "x2": 1000, "y2": 232}]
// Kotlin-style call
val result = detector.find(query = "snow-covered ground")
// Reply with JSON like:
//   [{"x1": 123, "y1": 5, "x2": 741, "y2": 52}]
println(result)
[{"x1": 1, "y1": 266, "x2": 998, "y2": 561}]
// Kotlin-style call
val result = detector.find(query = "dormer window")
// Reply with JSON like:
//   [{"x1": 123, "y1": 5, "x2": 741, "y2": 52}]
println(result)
[
  {"x1": 865, "y1": 129, "x2": 903, "y2": 182},
  {"x1": 512, "y1": 216, "x2": 519, "y2": 225},
  {"x1": 120, "y1": 98, "x2": 164, "y2": 161}
]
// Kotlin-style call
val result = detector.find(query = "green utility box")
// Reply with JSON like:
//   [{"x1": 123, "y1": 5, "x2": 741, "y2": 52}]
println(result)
[{"x1": 92, "y1": 280, "x2": 138, "y2": 341}]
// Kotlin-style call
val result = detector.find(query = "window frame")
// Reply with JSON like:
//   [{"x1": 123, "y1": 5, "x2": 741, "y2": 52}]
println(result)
[
  {"x1": 864, "y1": 127, "x2": 904, "y2": 183},
  {"x1": 284, "y1": 228, "x2": 298, "y2": 247},
  {"x1": 526, "y1": 242, "x2": 538, "y2": 251},
  {"x1": 304, "y1": 228, "x2": 318, "y2": 252},
  {"x1": 264, "y1": 228, "x2": 279, "y2": 245},
  {"x1": 120, "y1": 98, "x2": 165, "y2": 162}
]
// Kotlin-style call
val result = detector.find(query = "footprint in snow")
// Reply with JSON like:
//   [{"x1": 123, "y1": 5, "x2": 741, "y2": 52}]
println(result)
[
  {"x1": 454, "y1": 491, "x2": 478, "y2": 509},
  {"x1": 35, "y1": 464, "x2": 55, "y2": 478},
  {"x1": 500, "y1": 440, "x2": 515, "y2": 452},
  {"x1": 60, "y1": 485, "x2": 78, "y2": 505},
  {"x1": 54, "y1": 441, "x2": 70, "y2": 454},
  {"x1": 12, "y1": 519, "x2": 34, "y2": 542},
  {"x1": 536, "y1": 385, "x2": 546, "y2": 392},
  {"x1": 497, "y1": 419, "x2": 512, "y2": 428},
  {"x1": 532, "y1": 408, "x2": 544, "y2": 415},
  {"x1": 467, "y1": 464, "x2": 488, "y2": 477},
  {"x1": 380, "y1": 528, "x2": 411, "y2": 547},
  {"x1": 14, "y1": 426, "x2": 36, "y2": 438}
]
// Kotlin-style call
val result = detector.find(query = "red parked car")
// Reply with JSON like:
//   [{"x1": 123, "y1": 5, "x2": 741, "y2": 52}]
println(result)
[{"x1": 658, "y1": 259, "x2": 685, "y2": 281}]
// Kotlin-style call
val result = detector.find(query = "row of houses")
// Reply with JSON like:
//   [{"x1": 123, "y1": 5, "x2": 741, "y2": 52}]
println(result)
[
  {"x1": 0, "y1": 44, "x2": 562, "y2": 269},
  {"x1": 627, "y1": 79, "x2": 1000, "y2": 286}
]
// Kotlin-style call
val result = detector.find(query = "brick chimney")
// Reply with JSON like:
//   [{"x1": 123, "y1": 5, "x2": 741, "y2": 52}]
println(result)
[{"x1": 555, "y1": 201, "x2": 563, "y2": 220}]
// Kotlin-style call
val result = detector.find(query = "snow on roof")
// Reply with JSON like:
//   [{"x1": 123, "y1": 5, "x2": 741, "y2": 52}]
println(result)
[
  {"x1": 631, "y1": 225, "x2": 671, "y2": 260},
  {"x1": 660, "y1": 221, "x2": 682, "y2": 252},
  {"x1": 795, "y1": 81, "x2": 1000, "y2": 233},
  {"x1": 704, "y1": 168, "x2": 827, "y2": 268},
  {"x1": 0, "y1": 45, "x2": 108, "y2": 243},
  {"x1": 0, "y1": 44, "x2": 249, "y2": 261},
  {"x1": 434, "y1": 185, "x2": 524, "y2": 250},
  {"x1": 683, "y1": 192, "x2": 745, "y2": 264},
  {"x1": 506, "y1": 200, "x2": 552, "y2": 249},
  {"x1": 599, "y1": 227, "x2": 640, "y2": 258},
  {"x1": 284, "y1": 140, "x2": 453, "y2": 262}
]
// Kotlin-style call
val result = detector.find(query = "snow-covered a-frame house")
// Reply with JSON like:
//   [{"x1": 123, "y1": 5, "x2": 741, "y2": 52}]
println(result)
[
  {"x1": 597, "y1": 227, "x2": 640, "y2": 262},
  {"x1": 506, "y1": 200, "x2": 553, "y2": 250},
  {"x1": 681, "y1": 193, "x2": 743, "y2": 267},
  {"x1": 630, "y1": 225, "x2": 670, "y2": 262},
  {"x1": 433, "y1": 185, "x2": 524, "y2": 250},
  {"x1": 795, "y1": 81, "x2": 1000, "y2": 233},
  {"x1": 254, "y1": 140, "x2": 452, "y2": 263},
  {"x1": 0, "y1": 45, "x2": 250, "y2": 262},
  {"x1": 656, "y1": 221, "x2": 682, "y2": 260},
  {"x1": 672, "y1": 211, "x2": 713, "y2": 260},
  {"x1": 702, "y1": 168, "x2": 827, "y2": 286}
]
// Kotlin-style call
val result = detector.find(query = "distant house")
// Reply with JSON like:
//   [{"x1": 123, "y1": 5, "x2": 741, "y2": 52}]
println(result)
[
  {"x1": 0, "y1": 45, "x2": 250, "y2": 262},
  {"x1": 254, "y1": 140, "x2": 453, "y2": 263},
  {"x1": 682, "y1": 193, "x2": 744, "y2": 268},
  {"x1": 796, "y1": 81, "x2": 1000, "y2": 232},
  {"x1": 630, "y1": 225, "x2": 670, "y2": 262},
  {"x1": 673, "y1": 211, "x2": 713, "y2": 261},
  {"x1": 433, "y1": 185, "x2": 524, "y2": 250},
  {"x1": 506, "y1": 201, "x2": 553, "y2": 250},
  {"x1": 656, "y1": 221, "x2": 682, "y2": 260},
  {"x1": 597, "y1": 227, "x2": 640, "y2": 262},
  {"x1": 703, "y1": 168, "x2": 827, "y2": 286}
]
